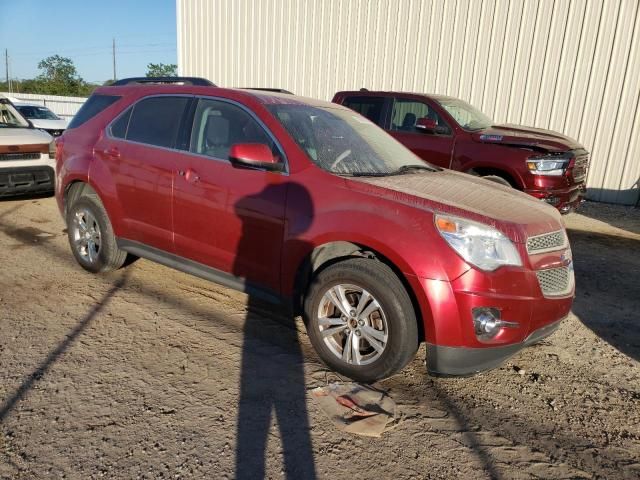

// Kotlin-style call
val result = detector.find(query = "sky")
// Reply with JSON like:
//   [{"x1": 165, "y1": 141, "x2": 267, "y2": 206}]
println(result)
[{"x1": 0, "y1": 0, "x2": 177, "y2": 84}]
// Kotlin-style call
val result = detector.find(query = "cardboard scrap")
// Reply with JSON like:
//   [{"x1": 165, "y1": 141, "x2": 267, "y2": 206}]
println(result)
[{"x1": 311, "y1": 382, "x2": 397, "y2": 437}]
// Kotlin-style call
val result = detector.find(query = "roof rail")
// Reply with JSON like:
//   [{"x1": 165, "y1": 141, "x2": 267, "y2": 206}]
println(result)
[
  {"x1": 111, "y1": 77, "x2": 216, "y2": 86},
  {"x1": 241, "y1": 88, "x2": 294, "y2": 94}
]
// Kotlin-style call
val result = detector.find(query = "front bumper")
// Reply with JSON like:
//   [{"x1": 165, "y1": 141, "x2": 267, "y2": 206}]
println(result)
[
  {"x1": 426, "y1": 317, "x2": 564, "y2": 376},
  {"x1": 525, "y1": 183, "x2": 586, "y2": 213},
  {"x1": 0, "y1": 166, "x2": 55, "y2": 197}
]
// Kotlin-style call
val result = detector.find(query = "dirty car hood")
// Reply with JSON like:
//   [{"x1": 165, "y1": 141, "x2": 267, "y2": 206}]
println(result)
[
  {"x1": 348, "y1": 170, "x2": 563, "y2": 243},
  {"x1": 472, "y1": 124, "x2": 583, "y2": 152}
]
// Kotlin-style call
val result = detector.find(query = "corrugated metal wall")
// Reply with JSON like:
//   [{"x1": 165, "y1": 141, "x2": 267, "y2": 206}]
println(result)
[{"x1": 177, "y1": 0, "x2": 640, "y2": 205}]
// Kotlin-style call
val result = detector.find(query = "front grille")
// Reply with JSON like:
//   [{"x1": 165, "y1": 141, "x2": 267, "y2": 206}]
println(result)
[
  {"x1": 0, "y1": 166, "x2": 54, "y2": 196},
  {"x1": 536, "y1": 265, "x2": 574, "y2": 297},
  {"x1": 572, "y1": 154, "x2": 589, "y2": 182},
  {"x1": 0, "y1": 152, "x2": 41, "y2": 162},
  {"x1": 527, "y1": 230, "x2": 567, "y2": 254}
]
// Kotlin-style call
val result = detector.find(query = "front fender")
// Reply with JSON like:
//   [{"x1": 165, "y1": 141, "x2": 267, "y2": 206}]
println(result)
[
  {"x1": 281, "y1": 206, "x2": 471, "y2": 345},
  {"x1": 455, "y1": 142, "x2": 529, "y2": 188}
]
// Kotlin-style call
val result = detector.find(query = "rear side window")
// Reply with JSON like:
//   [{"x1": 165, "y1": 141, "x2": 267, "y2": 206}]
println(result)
[
  {"x1": 110, "y1": 107, "x2": 132, "y2": 139},
  {"x1": 67, "y1": 94, "x2": 120, "y2": 129},
  {"x1": 342, "y1": 96, "x2": 385, "y2": 125},
  {"x1": 126, "y1": 96, "x2": 189, "y2": 149}
]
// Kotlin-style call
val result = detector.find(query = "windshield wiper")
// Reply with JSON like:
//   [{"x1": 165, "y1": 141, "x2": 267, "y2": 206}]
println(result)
[
  {"x1": 341, "y1": 171, "x2": 392, "y2": 177},
  {"x1": 391, "y1": 164, "x2": 437, "y2": 175}
]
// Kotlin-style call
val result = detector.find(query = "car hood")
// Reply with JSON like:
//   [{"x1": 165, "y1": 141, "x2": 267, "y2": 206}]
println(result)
[
  {"x1": 29, "y1": 118, "x2": 68, "y2": 130},
  {"x1": 0, "y1": 127, "x2": 52, "y2": 146},
  {"x1": 347, "y1": 169, "x2": 563, "y2": 243},
  {"x1": 472, "y1": 124, "x2": 583, "y2": 152}
]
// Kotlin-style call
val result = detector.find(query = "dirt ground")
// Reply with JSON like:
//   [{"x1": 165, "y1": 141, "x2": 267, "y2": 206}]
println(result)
[{"x1": 0, "y1": 196, "x2": 638, "y2": 480}]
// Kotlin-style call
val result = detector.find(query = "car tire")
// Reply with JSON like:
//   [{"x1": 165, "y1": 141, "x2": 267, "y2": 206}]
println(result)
[
  {"x1": 304, "y1": 257, "x2": 419, "y2": 382},
  {"x1": 66, "y1": 194, "x2": 128, "y2": 273},
  {"x1": 482, "y1": 175, "x2": 512, "y2": 188}
]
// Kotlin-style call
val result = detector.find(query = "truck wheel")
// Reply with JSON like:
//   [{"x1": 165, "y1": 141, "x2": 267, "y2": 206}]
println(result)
[
  {"x1": 482, "y1": 175, "x2": 512, "y2": 188},
  {"x1": 66, "y1": 194, "x2": 128, "y2": 273},
  {"x1": 304, "y1": 258, "x2": 419, "y2": 382}
]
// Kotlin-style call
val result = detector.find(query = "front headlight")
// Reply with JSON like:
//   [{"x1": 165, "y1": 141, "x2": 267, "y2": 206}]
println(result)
[
  {"x1": 526, "y1": 153, "x2": 570, "y2": 176},
  {"x1": 435, "y1": 215, "x2": 522, "y2": 271}
]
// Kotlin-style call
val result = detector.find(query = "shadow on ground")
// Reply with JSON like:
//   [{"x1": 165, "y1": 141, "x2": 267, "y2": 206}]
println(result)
[
  {"x1": 0, "y1": 272, "x2": 129, "y2": 423},
  {"x1": 577, "y1": 199, "x2": 640, "y2": 235},
  {"x1": 568, "y1": 227, "x2": 640, "y2": 362}
]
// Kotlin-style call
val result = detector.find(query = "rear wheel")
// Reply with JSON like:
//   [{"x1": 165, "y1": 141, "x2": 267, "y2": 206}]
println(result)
[
  {"x1": 66, "y1": 195, "x2": 128, "y2": 273},
  {"x1": 304, "y1": 258, "x2": 419, "y2": 382}
]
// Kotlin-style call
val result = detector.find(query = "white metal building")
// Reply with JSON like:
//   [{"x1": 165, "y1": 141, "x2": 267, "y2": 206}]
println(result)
[{"x1": 177, "y1": 0, "x2": 640, "y2": 205}]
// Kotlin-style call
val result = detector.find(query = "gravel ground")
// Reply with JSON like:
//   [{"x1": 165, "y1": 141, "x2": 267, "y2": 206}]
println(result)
[{"x1": 0, "y1": 197, "x2": 638, "y2": 480}]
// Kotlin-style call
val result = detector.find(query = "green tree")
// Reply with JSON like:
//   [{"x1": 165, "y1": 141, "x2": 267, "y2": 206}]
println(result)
[
  {"x1": 146, "y1": 63, "x2": 178, "y2": 77},
  {"x1": 34, "y1": 55, "x2": 89, "y2": 96}
]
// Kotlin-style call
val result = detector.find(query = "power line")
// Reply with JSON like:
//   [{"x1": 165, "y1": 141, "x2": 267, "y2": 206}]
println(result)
[{"x1": 10, "y1": 43, "x2": 176, "y2": 58}]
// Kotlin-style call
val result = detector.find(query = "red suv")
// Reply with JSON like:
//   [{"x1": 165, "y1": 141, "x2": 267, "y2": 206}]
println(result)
[
  {"x1": 56, "y1": 77, "x2": 574, "y2": 381},
  {"x1": 333, "y1": 90, "x2": 589, "y2": 213}
]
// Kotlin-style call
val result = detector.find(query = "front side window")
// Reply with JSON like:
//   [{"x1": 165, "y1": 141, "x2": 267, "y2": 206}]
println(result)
[
  {"x1": 342, "y1": 96, "x2": 386, "y2": 125},
  {"x1": 437, "y1": 99, "x2": 493, "y2": 131},
  {"x1": 268, "y1": 104, "x2": 437, "y2": 176},
  {"x1": 390, "y1": 99, "x2": 450, "y2": 134},
  {"x1": 0, "y1": 100, "x2": 30, "y2": 128},
  {"x1": 126, "y1": 96, "x2": 189, "y2": 149},
  {"x1": 16, "y1": 105, "x2": 61, "y2": 120},
  {"x1": 190, "y1": 98, "x2": 277, "y2": 161}
]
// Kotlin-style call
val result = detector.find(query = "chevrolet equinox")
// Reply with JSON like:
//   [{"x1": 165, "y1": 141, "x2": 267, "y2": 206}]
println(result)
[{"x1": 55, "y1": 77, "x2": 575, "y2": 381}]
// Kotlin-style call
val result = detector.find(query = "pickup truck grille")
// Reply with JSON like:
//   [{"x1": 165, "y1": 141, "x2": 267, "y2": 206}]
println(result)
[
  {"x1": 536, "y1": 265, "x2": 574, "y2": 298},
  {"x1": 527, "y1": 230, "x2": 567, "y2": 254},
  {"x1": 572, "y1": 153, "x2": 589, "y2": 182},
  {"x1": 0, "y1": 152, "x2": 41, "y2": 162}
]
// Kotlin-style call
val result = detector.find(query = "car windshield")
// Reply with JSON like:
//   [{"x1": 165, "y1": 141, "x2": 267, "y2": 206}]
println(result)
[
  {"x1": 267, "y1": 104, "x2": 437, "y2": 176},
  {"x1": 16, "y1": 105, "x2": 61, "y2": 120},
  {"x1": 0, "y1": 100, "x2": 30, "y2": 128},
  {"x1": 437, "y1": 98, "x2": 493, "y2": 131}
]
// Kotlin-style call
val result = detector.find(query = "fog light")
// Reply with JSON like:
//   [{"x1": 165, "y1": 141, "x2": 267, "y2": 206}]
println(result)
[
  {"x1": 472, "y1": 307, "x2": 519, "y2": 341},
  {"x1": 543, "y1": 196, "x2": 560, "y2": 206}
]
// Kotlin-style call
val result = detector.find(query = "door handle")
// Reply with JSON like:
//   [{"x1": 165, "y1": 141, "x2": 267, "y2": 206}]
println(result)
[
  {"x1": 99, "y1": 147, "x2": 120, "y2": 158},
  {"x1": 179, "y1": 169, "x2": 200, "y2": 183}
]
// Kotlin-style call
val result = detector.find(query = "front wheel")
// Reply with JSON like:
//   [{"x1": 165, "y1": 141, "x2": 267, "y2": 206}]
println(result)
[
  {"x1": 304, "y1": 258, "x2": 419, "y2": 382},
  {"x1": 482, "y1": 175, "x2": 512, "y2": 188}
]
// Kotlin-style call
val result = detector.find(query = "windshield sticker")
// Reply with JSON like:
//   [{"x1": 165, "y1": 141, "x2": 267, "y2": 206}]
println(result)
[{"x1": 480, "y1": 134, "x2": 503, "y2": 141}]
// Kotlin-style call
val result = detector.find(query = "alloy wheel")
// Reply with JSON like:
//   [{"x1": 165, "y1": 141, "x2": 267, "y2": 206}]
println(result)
[{"x1": 317, "y1": 284, "x2": 389, "y2": 366}]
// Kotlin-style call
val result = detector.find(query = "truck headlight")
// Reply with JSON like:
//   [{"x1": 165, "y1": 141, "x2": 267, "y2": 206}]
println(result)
[
  {"x1": 526, "y1": 154, "x2": 570, "y2": 176},
  {"x1": 435, "y1": 215, "x2": 522, "y2": 271}
]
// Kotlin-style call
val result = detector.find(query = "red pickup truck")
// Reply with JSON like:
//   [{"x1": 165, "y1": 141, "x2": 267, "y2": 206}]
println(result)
[{"x1": 333, "y1": 90, "x2": 589, "y2": 213}]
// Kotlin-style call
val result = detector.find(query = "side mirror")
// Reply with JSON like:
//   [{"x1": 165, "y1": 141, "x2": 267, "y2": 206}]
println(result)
[
  {"x1": 229, "y1": 143, "x2": 284, "y2": 172},
  {"x1": 415, "y1": 117, "x2": 437, "y2": 132}
]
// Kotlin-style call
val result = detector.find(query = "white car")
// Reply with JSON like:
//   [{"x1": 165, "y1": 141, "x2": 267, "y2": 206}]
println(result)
[
  {"x1": 1, "y1": 95, "x2": 56, "y2": 197},
  {"x1": 12, "y1": 101, "x2": 68, "y2": 137}
]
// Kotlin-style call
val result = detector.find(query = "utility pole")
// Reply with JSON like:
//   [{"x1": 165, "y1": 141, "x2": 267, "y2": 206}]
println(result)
[
  {"x1": 112, "y1": 38, "x2": 116, "y2": 81},
  {"x1": 4, "y1": 49, "x2": 9, "y2": 91}
]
